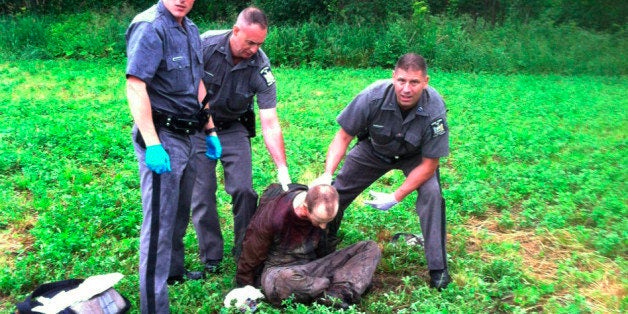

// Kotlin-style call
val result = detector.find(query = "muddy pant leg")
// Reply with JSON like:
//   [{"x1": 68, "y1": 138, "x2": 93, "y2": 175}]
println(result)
[
  {"x1": 305, "y1": 241, "x2": 381, "y2": 301},
  {"x1": 262, "y1": 241, "x2": 382, "y2": 305},
  {"x1": 190, "y1": 132, "x2": 224, "y2": 264},
  {"x1": 328, "y1": 241, "x2": 381, "y2": 299},
  {"x1": 261, "y1": 266, "x2": 331, "y2": 305}
]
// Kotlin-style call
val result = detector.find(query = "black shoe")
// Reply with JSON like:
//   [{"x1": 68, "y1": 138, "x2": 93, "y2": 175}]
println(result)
[
  {"x1": 167, "y1": 269, "x2": 205, "y2": 285},
  {"x1": 429, "y1": 269, "x2": 451, "y2": 290},
  {"x1": 204, "y1": 260, "x2": 222, "y2": 274}
]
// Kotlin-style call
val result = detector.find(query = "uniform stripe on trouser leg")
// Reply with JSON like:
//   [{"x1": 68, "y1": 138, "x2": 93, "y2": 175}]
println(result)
[
  {"x1": 436, "y1": 168, "x2": 447, "y2": 269},
  {"x1": 146, "y1": 173, "x2": 161, "y2": 313}
]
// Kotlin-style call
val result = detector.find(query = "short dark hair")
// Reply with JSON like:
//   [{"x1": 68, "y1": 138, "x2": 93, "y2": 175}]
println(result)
[
  {"x1": 237, "y1": 6, "x2": 268, "y2": 30},
  {"x1": 395, "y1": 53, "x2": 427, "y2": 74},
  {"x1": 305, "y1": 184, "x2": 338, "y2": 217}
]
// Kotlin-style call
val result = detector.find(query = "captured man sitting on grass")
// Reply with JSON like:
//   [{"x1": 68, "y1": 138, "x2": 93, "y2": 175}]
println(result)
[{"x1": 236, "y1": 183, "x2": 381, "y2": 309}]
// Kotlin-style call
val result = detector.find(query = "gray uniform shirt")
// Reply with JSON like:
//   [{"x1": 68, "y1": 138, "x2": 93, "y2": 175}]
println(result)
[
  {"x1": 337, "y1": 79, "x2": 449, "y2": 159},
  {"x1": 200, "y1": 30, "x2": 277, "y2": 122},
  {"x1": 125, "y1": 1, "x2": 204, "y2": 116}
]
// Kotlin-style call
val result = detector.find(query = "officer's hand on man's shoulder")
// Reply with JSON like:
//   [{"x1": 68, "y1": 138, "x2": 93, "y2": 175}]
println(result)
[
  {"x1": 277, "y1": 166, "x2": 291, "y2": 191},
  {"x1": 309, "y1": 173, "x2": 332, "y2": 187}
]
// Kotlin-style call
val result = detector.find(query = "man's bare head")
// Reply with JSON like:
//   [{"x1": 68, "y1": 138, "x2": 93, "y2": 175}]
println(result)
[{"x1": 304, "y1": 184, "x2": 339, "y2": 229}]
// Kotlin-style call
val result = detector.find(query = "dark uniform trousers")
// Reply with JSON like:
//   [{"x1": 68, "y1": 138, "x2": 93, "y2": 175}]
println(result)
[
  {"x1": 133, "y1": 127, "x2": 197, "y2": 314},
  {"x1": 261, "y1": 241, "x2": 381, "y2": 305},
  {"x1": 329, "y1": 141, "x2": 448, "y2": 271},
  {"x1": 191, "y1": 122, "x2": 258, "y2": 262}
]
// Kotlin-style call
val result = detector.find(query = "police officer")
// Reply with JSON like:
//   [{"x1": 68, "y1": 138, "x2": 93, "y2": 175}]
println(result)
[
  {"x1": 126, "y1": 0, "x2": 221, "y2": 312},
  {"x1": 190, "y1": 6, "x2": 291, "y2": 271},
  {"x1": 311, "y1": 53, "x2": 451, "y2": 289}
]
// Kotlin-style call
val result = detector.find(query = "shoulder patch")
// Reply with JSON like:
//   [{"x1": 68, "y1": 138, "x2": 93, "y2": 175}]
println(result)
[
  {"x1": 431, "y1": 118, "x2": 446, "y2": 137},
  {"x1": 260, "y1": 66, "x2": 276, "y2": 86}
]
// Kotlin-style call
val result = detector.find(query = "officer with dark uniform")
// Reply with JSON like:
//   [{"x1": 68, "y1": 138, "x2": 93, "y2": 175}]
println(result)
[
  {"x1": 311, "y1": 53, "x2": 451, "y2": 289},
  {"x1": 190, "y1": 6, "x2": 291, "y2": 271},
  {"x1": 126, "y1": 0, "x2": 221, "y2": 312}
]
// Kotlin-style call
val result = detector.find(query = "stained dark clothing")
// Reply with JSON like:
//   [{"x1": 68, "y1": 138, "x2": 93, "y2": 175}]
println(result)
[
  {"x1": 236, "y1": 184, "x2": 318, "y2": 286},
  {"x1": 237, "y1": 184, "x2": 381, "y2": 306},
  {"x1": 261, "y1": 240, "x2": 381, "y2": 305}
]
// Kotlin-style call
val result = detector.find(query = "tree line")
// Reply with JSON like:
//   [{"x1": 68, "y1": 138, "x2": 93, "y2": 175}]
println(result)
[{"x1": 1, "y1": 0, "x2": 625, "y2": 32}]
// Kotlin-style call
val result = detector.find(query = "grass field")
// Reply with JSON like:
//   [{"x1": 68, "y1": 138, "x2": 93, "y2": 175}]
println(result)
[{"x1": 0, "y1": 59, "x2": 626, "y2": 313}]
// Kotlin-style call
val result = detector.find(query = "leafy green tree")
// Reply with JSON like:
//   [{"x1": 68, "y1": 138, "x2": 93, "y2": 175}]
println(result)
[{"x1": 552, "y1": 0, "x2": 627, "y2": 31}]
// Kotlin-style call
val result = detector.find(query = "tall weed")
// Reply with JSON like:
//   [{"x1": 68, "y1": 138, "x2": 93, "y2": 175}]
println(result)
[
  {"x1": 0, "y1": 14, "x2": 53, "y2": 59},
  {"x1": 45, "y1": 11, "x2": 129, "y2": 59}
]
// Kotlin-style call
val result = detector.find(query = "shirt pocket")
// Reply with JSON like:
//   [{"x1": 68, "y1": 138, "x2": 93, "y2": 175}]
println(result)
[
  {"x1": 404, "y1": 131, "x2": 422, "y2": 152},
  {"x1": 165, "y1": 55, "x2": 192, "y2": 93},
  {"x1": 369, "y1": 124, "x2": 393, "y2": 145},
  {"x1": 230, "y1": 81, "x2": 254, "y2": 111},
  {"x1": 204, "y1": 71, "x2": 222, "y2": 98}
]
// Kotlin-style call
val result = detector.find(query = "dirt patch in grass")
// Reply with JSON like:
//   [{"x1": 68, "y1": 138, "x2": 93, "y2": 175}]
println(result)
[
  {"x1": 370, "y1": 269, "x2": 405, "y2": 293},
  {"x1": 0, "y1": 216, "x2": 36, "y2": 269},
  {"x1": 465, "y1": 216, "x2": 625, "y2": 312}
]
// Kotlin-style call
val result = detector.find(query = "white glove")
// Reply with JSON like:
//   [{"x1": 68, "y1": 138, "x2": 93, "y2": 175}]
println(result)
[
  {"x1": 309, "y1": 173, "x2": 332, "y2": 187},
  {"x1": 277, "y1": 166, "x2": 291, "y2": 191},
  {"x1": 364, "y1": 191, "x2": 399, "y2": 211},
  {"x1": 223, "y1": 285, "x2": 265, "y2": 310}
]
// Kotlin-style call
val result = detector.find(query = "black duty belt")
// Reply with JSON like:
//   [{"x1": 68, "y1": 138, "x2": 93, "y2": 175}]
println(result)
[
  {"x1": 213, "y1": 108, "x2": 256, "y2": 137},
  {"x1": 371, "y1": 148, "x2": 420, "y2": 164},
  {"x1": 213, "y1": 119, "x2": 238, "y2": 131},
  {"x1": 153, "y1": 109, "x2": 207, "y2": 135}
]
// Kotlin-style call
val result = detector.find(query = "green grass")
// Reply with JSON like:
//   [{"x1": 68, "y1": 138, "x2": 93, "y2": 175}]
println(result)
[{"x1": 0, "y1": 60, "x2": 626, "y2": 313}]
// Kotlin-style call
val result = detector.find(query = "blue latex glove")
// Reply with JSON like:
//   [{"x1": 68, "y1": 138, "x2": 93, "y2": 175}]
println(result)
[
  {"x1": 145, "y1": 144, "x2": 171, "y2": 174},
  {"x1": 364, "y1": 191, "x2": 399, "y2": 211},
  {"x1": 205, "y1": 135, "x2": 222, "y2": 160}
]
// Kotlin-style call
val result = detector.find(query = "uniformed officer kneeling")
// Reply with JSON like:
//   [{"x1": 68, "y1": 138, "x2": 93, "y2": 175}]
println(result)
[{"x1": 311, "y1": 53, "x2": 452, "y2": 290}]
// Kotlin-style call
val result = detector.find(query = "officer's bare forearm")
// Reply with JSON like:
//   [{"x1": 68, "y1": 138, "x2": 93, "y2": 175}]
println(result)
[
  {"x1": 127, "y1": 76, "x2": 160, "y2": 146},
  {"x1": 324, "y1": 128, "x2": 354, "y2": 176},
  {"x1": 263, "y1": 126, "x2": 287, "y2": 168},
  {"x1": 198, "y1": 80, "x2": 207, "y2": 105},
  {"x1": 394, "y1": 157, "x2": 439, "y2": 201},
  {"x1": 260, "y1": 109, "x2": 288, "y2": 168}
]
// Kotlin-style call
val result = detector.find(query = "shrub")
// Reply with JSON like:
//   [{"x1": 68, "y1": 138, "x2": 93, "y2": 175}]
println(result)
[
  {"x1": 2, "y1": 10, "x2": 627, "y2": 75},
  {"x1": 45, "y1": 12, "x2": 128, "y2": 59}
]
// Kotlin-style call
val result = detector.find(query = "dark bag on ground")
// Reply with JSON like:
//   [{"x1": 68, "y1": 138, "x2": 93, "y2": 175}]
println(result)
[{"x1": 16, "y1": 278, "x2": 130, "y2": 314}]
